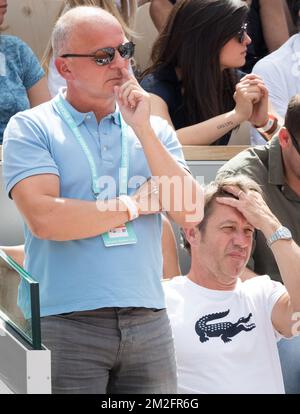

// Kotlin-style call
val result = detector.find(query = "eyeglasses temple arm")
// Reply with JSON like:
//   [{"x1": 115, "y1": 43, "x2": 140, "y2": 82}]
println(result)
[{"x1": 60, "y1": 54, "x2": 94, "y2": 58}]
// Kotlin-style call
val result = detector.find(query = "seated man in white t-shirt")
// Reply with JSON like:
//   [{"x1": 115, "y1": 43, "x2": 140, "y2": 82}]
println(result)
[{"x1": 164, "y1": 174, "x2": 300, "y2": 394}]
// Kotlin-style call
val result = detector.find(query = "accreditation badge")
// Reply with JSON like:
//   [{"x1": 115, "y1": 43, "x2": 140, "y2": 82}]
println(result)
[{"x1": 102, "y1": 222, "x2": 137, "y2": 247}]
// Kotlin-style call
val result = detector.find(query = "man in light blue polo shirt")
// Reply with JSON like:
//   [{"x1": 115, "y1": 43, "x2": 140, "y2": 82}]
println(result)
[{"x1": 2, "y1": 6, "x2": 203, "y2": 394}]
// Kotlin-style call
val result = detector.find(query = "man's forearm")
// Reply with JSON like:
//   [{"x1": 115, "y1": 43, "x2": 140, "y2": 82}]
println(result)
[
  {"x1": 135, "y1": 125, "x2": 204, "y2": 227},
  {"x1": 270, "y1": 240, "x2": 300, "y2": 311},
  {"x1": 22, "y1": 196, "x2": 129, "y2": 241},
  {"x1": 260, "y1": 216, "x2": 300, "y2": 310}
]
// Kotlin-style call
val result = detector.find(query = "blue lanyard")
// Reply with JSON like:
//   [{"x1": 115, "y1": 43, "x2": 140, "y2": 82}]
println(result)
[
  {"x1": 56, "y1": 97, "x2": 129, "y2": 197},
  {"x1": 118, "y1": 113, "x2": 129, "y2": 196}
]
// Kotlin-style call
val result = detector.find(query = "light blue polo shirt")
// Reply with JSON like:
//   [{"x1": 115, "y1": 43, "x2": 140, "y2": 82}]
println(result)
[{"x1": 3, "y1": 90, "x2": 187, "y2": 317}]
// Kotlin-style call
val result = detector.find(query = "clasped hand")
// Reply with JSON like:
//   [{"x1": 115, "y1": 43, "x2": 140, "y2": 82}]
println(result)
[
  {"x1": 234, "y1": 74, "x2": 269, "y2": 127},
  {"x1": 114, "y1": 68, "x2": 151, "y2": 133}
]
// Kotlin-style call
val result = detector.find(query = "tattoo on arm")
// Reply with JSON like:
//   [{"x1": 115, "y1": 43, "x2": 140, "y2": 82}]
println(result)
[{"x1": 217, "y1": 121, "x2": 235, "y2": 130}]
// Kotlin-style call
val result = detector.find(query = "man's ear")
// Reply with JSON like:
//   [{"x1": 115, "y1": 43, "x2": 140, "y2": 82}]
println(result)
[
  {"x1": 278, "y1": 127, "x2": 290, "y2": 149},
  {"x1": 183, "y1": 226, "x2": 200, "y2": 248},
  {"x1": 55, "y1": 57, "x2": 73, "y2": 80}
]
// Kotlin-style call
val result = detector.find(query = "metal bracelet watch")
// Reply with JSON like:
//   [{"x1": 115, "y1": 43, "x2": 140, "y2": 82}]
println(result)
[
  {"x1": 118, "y1": 195, "x2": 139, "y2": 221},
  {"x1": 266, "y1": 226, "x2": 292, "y2": 248}
]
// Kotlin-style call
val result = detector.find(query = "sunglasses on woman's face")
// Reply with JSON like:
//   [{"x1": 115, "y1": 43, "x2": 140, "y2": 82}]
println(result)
[
  {"x1": 60, "y1": 41, "x2": 135, "y2": 66},
  {"x1": 236, "y1": 23, "x2": 248, "y2": 44}
]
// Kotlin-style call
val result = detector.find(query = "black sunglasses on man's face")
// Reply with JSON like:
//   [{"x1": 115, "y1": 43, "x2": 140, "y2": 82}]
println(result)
[{"x1": 60, "y1": 41, "x2": 135, "y2": 66}]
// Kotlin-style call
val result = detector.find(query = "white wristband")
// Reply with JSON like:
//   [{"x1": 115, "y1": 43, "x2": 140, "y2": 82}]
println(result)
[
  {"x1": 258, "y1": 118, "x2": 274, "y2": 133},
  {"x1": 256, "y1": 114, "x2": 277, "y2": 133},
  {"x1": 118, "y1": 195, "x2": 139, "y2": 221}
]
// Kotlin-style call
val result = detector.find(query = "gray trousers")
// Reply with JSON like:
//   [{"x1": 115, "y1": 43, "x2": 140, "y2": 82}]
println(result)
[
  {"x1": 278, "y1": 335, "x2": 300, "y2": 394},
  {"x1": 41, "y1": 307, "x2": 177, "y2": 394}
]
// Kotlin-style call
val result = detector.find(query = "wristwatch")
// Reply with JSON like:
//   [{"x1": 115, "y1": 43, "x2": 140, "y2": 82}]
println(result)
[{"x1": 266, "y1": 226, "x2": 292, "y2": 248}]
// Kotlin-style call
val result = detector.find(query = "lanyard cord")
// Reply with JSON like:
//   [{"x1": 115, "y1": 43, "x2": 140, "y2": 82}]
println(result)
[{"x1": 56, "y1": 97, "x2": 129, "y2": 197}]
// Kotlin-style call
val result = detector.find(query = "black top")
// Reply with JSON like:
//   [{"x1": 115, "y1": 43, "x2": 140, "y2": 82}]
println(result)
[
  {"x1": 141, "y1": 65, "x2": 244, "y2": 146},
  {"x1": 141, "y1": 65, "x2": 186, "y2": 129}
]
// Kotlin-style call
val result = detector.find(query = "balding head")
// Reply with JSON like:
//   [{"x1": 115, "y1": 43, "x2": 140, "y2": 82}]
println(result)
[{"x1": 52, "y1": 6, "x2": 121, "y2": 58}]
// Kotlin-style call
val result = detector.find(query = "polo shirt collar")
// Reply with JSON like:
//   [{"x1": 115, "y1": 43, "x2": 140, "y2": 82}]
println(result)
[
  {"x1": 53, "y1": 88, "x2": 121, "y2": 127},
  {"x1": 268, "y1": 136, "x2": 285, "y2": 186}
]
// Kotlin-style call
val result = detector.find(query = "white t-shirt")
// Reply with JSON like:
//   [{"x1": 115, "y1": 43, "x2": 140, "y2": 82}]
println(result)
[
  {"x1": 164, "y1": 275, "x2": 287, "y2": 394},
  {"x1": 252, "y1": 34, "x2": 300, "y2": 118}
]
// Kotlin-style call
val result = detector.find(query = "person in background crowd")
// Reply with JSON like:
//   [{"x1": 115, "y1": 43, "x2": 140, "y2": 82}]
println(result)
[
  {"x1": 149, "y1": 0, "x2": 292, "y2": 72},
  {"x1": 0, "y1": 0, "x2": 50, "y2": 144},
  {"x1": 141, "y1": 0, "x2": 273, "y2": 146},
  {"x1": 287, "y1": 0, "x2": 300, "y2": 26},
  {"x1": 217, "y1": 94, "x2": 300, "y2": 393},
  {"x1": 252, "y1": 1, "x2": 300, "y2": 118},
  {"x1": 285, "y1": 0, "x2": 299, "y2": 34},
  {"x1": 243, "y1": 0, "x2": 291, "y2": 72},
  {"x1": 149, "y1": 0, "x2": 175, "y2": 32},
  {"x1": 165, "y1": 174, "x2": 300, "y2": 393}
]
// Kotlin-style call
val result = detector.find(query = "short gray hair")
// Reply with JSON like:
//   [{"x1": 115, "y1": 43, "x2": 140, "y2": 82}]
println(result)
[{"x1": 51, "y1": 5, "x2": 119, "y2": 57}]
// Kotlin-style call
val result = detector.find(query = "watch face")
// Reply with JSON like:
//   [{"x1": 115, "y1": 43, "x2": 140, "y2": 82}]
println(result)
[
  {"x1": 267, "y1": 226, "x2": 292, "y2": 247},
  {"x1": 278, "y1": 227, "x2": 292, "y2": 239}
]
